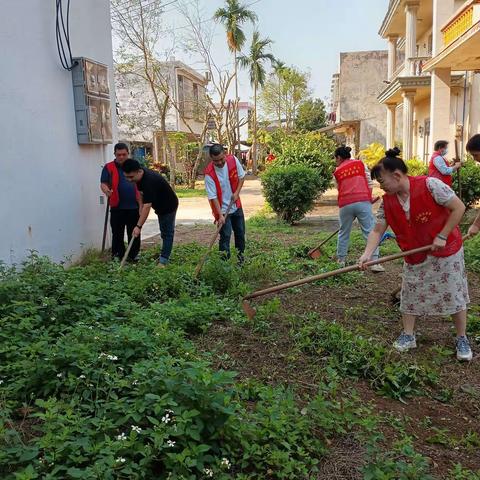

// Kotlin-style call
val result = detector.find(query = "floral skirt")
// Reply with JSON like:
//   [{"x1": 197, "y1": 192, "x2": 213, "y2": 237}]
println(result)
[{"x1": 400, "y1": 248, "x2": 470, "y2": 316}]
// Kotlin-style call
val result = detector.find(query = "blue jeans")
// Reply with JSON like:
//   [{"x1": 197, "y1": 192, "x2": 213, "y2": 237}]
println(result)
[
  {"x1": 337, "y1": 201, "x2": 379, "y2": 261},
  {"x1": 157, "y1": 210, "x2": 176, "y2": 264},
  {"x1": 219, "y1": 208, "x2": 245, "y2": 261}
]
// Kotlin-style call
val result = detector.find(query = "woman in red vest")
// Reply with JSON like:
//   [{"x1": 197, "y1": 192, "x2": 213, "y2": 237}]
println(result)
[
  {"x1": 428, "y1": 140, "x2": 461, "y2": 186},
  {"x1": 334, "y1": 146, "x2": 384, "y2": 272},
  {"x1": 359, "y1": 148, "x2": 472, "y2": 361}
]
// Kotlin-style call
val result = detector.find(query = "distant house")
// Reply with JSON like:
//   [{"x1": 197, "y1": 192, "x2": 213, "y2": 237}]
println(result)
[
  {"x1": 115, "y1": 59, "x2": 208, "y2": 164},
  {"x1": 322, "y1": 51, "x2": 388, "y2": 155}
]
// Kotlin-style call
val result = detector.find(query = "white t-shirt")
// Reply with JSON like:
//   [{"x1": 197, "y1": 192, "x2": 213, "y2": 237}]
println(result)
[{"x1": 204, "y1": 156, "x2": 246, "y2": 214}]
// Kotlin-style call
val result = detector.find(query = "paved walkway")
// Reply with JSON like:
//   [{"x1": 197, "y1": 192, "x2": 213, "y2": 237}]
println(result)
[
  {"x1": 142, "y1": 177, "x2": 265, "y2": 239},
  {"x1": 142, "y1": 177, "x2": 384, "y2": 239}
]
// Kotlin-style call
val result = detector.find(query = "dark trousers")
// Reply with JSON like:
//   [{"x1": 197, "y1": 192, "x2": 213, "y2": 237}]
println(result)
[
  {"x1": 219, "y1": 208, "x2": 245, "y2": 260},
  {"x1": 110, "y1": 208, "x2": 140, "y2": 260},
  {"x1": 157, "y1": 210, "x2": 177, "y2": 264}
]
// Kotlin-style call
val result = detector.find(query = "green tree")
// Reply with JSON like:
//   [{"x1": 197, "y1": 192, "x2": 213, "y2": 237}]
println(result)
[
  {"x1": 295, "y1": 98, "x2": 327, "y2": 131},
  {"x1": 214, "y1": 0, "x2": 257, "y2": 152},
  {"x1": 238, "y1": 31, "x2": 274, "y2": 174},
  {"x1": 272, "y1": 59, "x2": 286, "y2": 127},
  {"x1": 259, "y1": 66, "x2": 310, "y2": 130}
]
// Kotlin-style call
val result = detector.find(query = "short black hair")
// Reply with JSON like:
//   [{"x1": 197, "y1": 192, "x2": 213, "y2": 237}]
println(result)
[
  {"x1": 434, "y1": 140, "x2": 448, "y2": 151},
  {"x1": 371, "y1": 147, "x2": 408, "y2": 180},
  {"x1": 334, "y1": 145, "x2": 352, "y2": 159},
  {"x1": 466, "y1": 134, "x2": 480, "y2": 152},
  {"x1": 114, "y1": 142, "x2": 129, "y2": 153},
  {"x1": 121, "y1": 159, "x2": 142, "y2": 173},
  {"x1": 209, "y1": 143, "x2": 225, "y2": 157}
]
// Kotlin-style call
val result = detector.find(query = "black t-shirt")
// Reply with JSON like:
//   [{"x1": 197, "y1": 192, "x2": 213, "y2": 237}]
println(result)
[{"x1": 138, "y1": 168, "x2": 178, "y2": 215}]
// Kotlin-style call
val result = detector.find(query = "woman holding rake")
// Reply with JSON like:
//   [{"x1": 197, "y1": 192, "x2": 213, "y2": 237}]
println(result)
[{"x1": 358, "y1": 148, "x2": 472, "y2": 361}]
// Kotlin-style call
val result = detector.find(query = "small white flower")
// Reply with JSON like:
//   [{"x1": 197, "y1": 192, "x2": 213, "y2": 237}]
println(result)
[
  {"x1": 56, "y1": 373, "x2": 63, "y2": 378},
  {"x1": 107, "y1": 354, "x2": 118, "y2": 361},
  {"x1": 116, "y1": 457, "x2": 126, "y2": 463},
  {"x1": 165, "y1": 409, "x2": 174, "y2": 414},
  {"x1": 203, "y1": 468, "x2": 214, "y2": 477},
  {"x1": 161, "y1": 414, "x2": 171, "y2": 424},
  {"x1": 79, "y1": 375, "x2": 86, "y2": 379},
  {"x1": 99, "y1": 352, "x2": 107, "y2": 358},
  {"x1": 50, "y1": 316, "x2": 56, "y2": 321},
  {"x1": 132, "y1": 380, "x2": 139, "y2": 385},
  {"x1": 220, "y1": 458, "x2": 231, "y2": 469},
  {"x1": 166, "y1": 440, "x2": 176, "y2": 447},
  {"x1": 0, "y1": 380, "x2": 4, "y2": 385},
  {"x1": 131, "y1": 425, "x2": 142, "y2": 434},
  {"x1": 116, "y1": 433, "x2": 127, "y2": 441},
  {"x1": 94, "y1": 336, "x2": 99, "y2": 340}
]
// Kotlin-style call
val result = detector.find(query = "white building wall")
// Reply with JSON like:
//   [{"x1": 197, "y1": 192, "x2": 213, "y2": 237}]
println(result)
[{"x1": 0, "y1": 0, "x2": 117, "y2": 264}]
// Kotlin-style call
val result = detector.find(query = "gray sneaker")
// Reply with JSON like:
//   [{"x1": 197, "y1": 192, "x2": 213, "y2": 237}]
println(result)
[
  {"x1": 456, "y1": 336, "x2": 473, "y2": 362},
  {"x1": 393, "y1": 332, "x2": 417, "y2": 352}
]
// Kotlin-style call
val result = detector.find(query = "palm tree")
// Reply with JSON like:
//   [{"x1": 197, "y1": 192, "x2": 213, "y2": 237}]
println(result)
[
  {"x1": 272, "y1": 59, "x2": 286, "y2": 128},
  {"x1": 238, "y1": 31, "x2": 274, "y2": 174},
  {"x1": 214, "y1": 0, "x2": 257, "y2": 154}
]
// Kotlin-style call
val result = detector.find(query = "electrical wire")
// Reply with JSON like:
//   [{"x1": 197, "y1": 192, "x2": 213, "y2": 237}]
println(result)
[{"x1": 56, "y1": 0, "x2": 77, "y2": 70}]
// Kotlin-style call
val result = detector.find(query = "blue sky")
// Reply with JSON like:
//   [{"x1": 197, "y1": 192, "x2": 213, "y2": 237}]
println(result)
[{"x1": 172, "y1": 0, "x2": 389, "y2": 105}]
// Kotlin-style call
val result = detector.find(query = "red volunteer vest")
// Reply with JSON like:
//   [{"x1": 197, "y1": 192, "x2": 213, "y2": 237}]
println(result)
[
  {"x1": 334, "y1": 159, "x2": 372, "y2": 208},
  {"x1": 105, "y1": 161, "x2": 141, "y2": 208},
  {"x1": 204, "y1": 155, "x2": 242, "y2": 221},
  {"x1": 383, "y1": 176, "x2": 462, "y2": 264},
  {"x1": 428, "y1": 152, "x2": 452, "y2": 186}
]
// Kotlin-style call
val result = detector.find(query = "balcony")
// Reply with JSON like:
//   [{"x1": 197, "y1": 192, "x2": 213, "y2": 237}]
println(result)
[
  {"x1": 377, "y1": 57, "x2": 467, "y2": 106},
  {"x1": 424, "y1": 0, "x2": 480, "y2": 72}
]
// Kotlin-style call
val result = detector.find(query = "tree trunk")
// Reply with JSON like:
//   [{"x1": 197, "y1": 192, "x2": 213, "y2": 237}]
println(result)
[
  {"x1": 160, "y1": 106, "x2": 175, "y2": 188},
  {"x1": 253, "y1": 85, "x2": 257, "y2": 173},
  {"x1": 277, "y1": 75, "x2": 282, "y2": 129},
  {"x1": 234, "y1": 51, "x2": 240, "y2": 155}
]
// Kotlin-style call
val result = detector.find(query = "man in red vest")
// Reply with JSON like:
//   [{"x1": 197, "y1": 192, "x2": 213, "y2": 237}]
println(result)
[
  {"x1": 204, "y1": 144, "x2": 246, "y2": 262},
  {"x1": 100, "y1": 143, "x2": 141, "y2": 261},
  {"x1": 428, "y1": 140, "x2": 461, "y2": 186}
]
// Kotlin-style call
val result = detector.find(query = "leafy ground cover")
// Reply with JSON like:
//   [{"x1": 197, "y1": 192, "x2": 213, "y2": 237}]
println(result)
[{"x1": 1, "y1": 215, "x2": 480, "y2": 479}]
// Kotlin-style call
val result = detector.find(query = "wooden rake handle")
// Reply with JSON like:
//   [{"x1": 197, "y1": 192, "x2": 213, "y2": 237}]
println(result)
[
  {"x1": 244, "y1": 235, "x2": 469, "y2": 301},
  {"x1": 194, "y1": 197, "x2": 235, "y2": 278},
  {"x1": 308, "y1": 196, "x2": 380, "y2": 256},
  {"x1": 119, "y1": 235, "x2": 136, "y2": 269}
]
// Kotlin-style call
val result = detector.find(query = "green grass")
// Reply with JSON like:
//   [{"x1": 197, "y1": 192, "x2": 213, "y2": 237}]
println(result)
[{"x1": 175, "y1": 187, "x2": 207, "y2": 198}]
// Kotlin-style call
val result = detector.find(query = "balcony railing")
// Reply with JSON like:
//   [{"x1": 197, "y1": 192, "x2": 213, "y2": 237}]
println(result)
[
  {"x1": 442, "y1": 1, "x2": 479, "y2": 46},
  {"x1": 411, "y1": 56, "x2": 431, "y2": 76}
]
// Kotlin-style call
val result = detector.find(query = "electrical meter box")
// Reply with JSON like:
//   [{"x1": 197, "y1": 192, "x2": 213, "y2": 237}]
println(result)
[{"x1": 72, "y1": 57, "x2": 112, "y2": 144}]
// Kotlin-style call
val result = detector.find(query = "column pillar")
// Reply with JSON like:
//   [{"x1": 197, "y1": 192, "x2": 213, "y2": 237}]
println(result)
[
  {"x1": 430, "y1": 68, "x2": 452, "y2": 151},
  {"x1": 432, "y1": 0, "x2": 455, "y2": 56},
  {"x1": 387, "y1": 35, "x2": 398, "y2": 80},
  {"x1": 402, "y1": 90, "x2": 416, "y2": 159},
  {"x1": 386, "y1": 103, "x2": 397, "y2": 149},
  {"x1": 405, "y1": 2, "x2": 419, "y2": 75}
]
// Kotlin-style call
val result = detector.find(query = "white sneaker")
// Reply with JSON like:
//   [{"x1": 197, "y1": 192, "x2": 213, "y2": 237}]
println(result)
[
  {"x1": 393, "y1": 332, "x2": 417, "y2": 352},
  {"x1": 456, "y1": 336, "x2": 473, "y2": 362},
  {"x1": 370, "y1": 264, "x2": 385, "y2": 273}
]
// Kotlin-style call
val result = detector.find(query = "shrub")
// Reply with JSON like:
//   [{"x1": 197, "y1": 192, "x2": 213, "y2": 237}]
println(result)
[
  {"x1": 267, "y1": 130, "x2": 335, "y2": 191},
  {"x1": 359, "y1": 143, "x2": 385, "y2": 169},
  {"x1": 261, "y1": 165, "x2": 324, "y2": 224},
  {"x1": 452, "y1": 158, "x2": 480, "y2": 208},
  {"x1": 405, "y1": 158, "x2": 428, "y2": 176}
]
